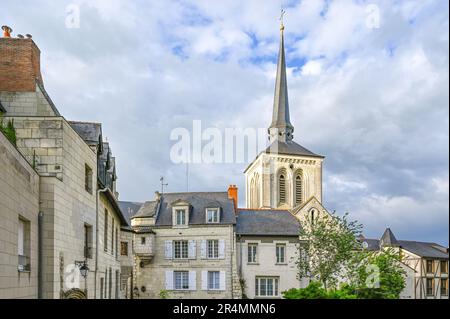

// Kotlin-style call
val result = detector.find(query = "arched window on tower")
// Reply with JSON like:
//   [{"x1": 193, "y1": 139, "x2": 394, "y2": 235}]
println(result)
[
  {"x1": 295, "y1": 171, "x2": 303, "y2": 206},
  {"x1": 279, "y1": 173, "x2": 286, "y2": 205},
  {"x1": 250, "y1": 177, "x2": 255, "y2": 208}
]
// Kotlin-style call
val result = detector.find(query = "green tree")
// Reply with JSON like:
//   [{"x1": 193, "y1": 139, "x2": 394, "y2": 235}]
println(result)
[
  {"x1": 351, "y1": 248, "x2": 406, "y2": 299},
  {"x1": 296, "y1": 211, "x2": 363, "y2": 289}
]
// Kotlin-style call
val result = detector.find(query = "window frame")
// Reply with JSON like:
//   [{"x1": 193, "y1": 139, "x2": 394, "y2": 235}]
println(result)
[
  {"x1": 426, "y1": 278, "x2": 434, "y2": 296},
  {"x1": 206, "y1": 208, "x2": 220, "y2": 224},
  {"x1": 174, "y1": 271, "x2": 190, "y2": 290},
  {"x1": 276, "y1": 244, "x2": 286, "y2": 264},
  {"x1": 207, "y1": 240, "x2": 219, "y2": 259},
  {"x1": 441, "y1": 278, "x2": 448, "y2": 296},
  {"x1": 207, "y1": 271, "x2": 220, "y2": 290},
  {"x1": 441, "y1": 260, "x2": 448, "y2": 274},
  {"x1": 175, "y1": 209, "x2": 187, "y2": 226},
  {"x1": 173, "y1": 240, "x2": 189, "y2": 259},
  {"x1": 426, "y1": 260, "x2": 434, "y2": 274},
  {"x1": 85, "y1": 164, "x2": 93, "y2": 194},
  {"x1": 120, "y1": 241, "x2": 129, "y2": 256},
  {"x1": 248, "y1": 243, "x2": 258, "y2": 264},
  {"x1": 255, "y1": 277, "x2": 279, "y2": 297}
]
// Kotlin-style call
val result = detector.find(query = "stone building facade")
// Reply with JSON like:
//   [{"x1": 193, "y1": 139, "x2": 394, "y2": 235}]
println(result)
[
  {"x1": 0, "y1": 29, "x2": 128, "y2": 299},
  {"x1": 128, "y1": 191, "x2": 242, "y2": 299},
  {"x1": 0, "y1": 129, "x2": 40, "y2": 298}
]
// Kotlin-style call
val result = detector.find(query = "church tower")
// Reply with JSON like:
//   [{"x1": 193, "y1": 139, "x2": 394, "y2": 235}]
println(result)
[{"x1": 244, "y1": 19, "x2": 325, "y2": 210}]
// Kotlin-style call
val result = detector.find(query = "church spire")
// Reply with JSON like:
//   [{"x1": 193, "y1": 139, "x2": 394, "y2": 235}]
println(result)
[{"x1": 269, "y1": 11, "x2": 294, "y2": 143}]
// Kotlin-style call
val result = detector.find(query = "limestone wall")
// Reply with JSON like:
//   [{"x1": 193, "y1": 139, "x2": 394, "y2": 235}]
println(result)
[{"x1": 0, "y1": 130, "x2": 39, "y2": 298}]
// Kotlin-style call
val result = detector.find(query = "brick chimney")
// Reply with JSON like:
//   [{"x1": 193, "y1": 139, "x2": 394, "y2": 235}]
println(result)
[
  {"x1": 0, "y1": 27, "x2": 43, "y2": 92},
  {"x1": 227, "y1": 185, "x2": 238, "y2": 210}
]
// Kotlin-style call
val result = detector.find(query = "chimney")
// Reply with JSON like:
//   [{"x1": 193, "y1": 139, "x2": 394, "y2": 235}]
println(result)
[
  {"x1": 227, "y1": 185, "x2": 238, "y2": 210},
  {"x1": 2, "y1": 25, "x2": 12, "y2": 38},
  {"x1": 0, "y1": 26, "x2": 43, "y2": 92}
]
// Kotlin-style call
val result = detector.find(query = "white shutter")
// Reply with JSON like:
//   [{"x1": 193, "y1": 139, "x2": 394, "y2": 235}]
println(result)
[
  {"x1": 188, "y1": 240, "x2": 197, "y2": 259},
  {"x1": 189, "y1": 271, "x2": 197, "y2": 290},
  {"x1": 201, "y1": 271, "x2": 208, "y2": 290},
  {"x1": 165, "y1": 241, "x2": 173, "y2": 259},
  {"x1": 165, "y1": 271, "x2": 174, "y2": 290},
  {"x1": 219, "y1": 271, "x2": 226, "y2": 291},
  {"x1": 201, "y1": 240, "x2": 207, "y2": 259},
  {"x1": 219, "y1": 239, "x2": 225, "y2": 259},
  {"x1": 18, "y1": 220, "x2": 24, "y2": 255}
]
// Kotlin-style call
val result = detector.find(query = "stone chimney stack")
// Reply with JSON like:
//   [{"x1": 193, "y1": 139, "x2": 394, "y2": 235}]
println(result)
[
  {"x1": 227, "y1": 185, "x2": 238, "y2": 210},
  {"x1": 0, "y1": 26, "x2": 43, "y2": 92}
]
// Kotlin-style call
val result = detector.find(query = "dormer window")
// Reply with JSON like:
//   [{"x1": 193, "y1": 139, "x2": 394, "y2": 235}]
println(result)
[
  {"x1": 175, "y1": 209, "x2": 187, "y2": 226},
  {"x1": 206, "y1": 208, "x2": 220, "y2": 224}
]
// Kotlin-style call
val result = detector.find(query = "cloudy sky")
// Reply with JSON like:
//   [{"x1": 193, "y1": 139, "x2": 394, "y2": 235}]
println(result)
[{"x1": 1, "y1": 0, "x2": 448, "y2": 245}]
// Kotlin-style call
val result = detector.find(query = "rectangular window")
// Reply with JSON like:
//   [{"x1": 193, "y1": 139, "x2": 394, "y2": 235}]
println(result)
[
  {"x1": 426, "y1": 260, "x2": 434, "y2": 273},
  {"x1": 441, "y1": 261, "x2": 448, "y2": 274},
  {"x1": 121, "y1": 242, "x2": 128, "y2": 256},
  {"x1": 18, "y1": 217, "x2": 31, "y2": 271},
  {"x1": 255, "y1": 277, "x2": 279, "y2": 297},
  {"x1": 174, "y1": 241, "x2": 189, "y2": 259},
  {"x1": 104, "y1": 210, "x2": 108, "y2": 252},
  {"x1": 276, "y1": 244, "x2": 286, "y2": 264},
  {"x1": 426, "y1": 278, "x2": 434, "y2": 296},
  {"x1": 111, "y1": 219, "x2": 115, "y2": 255},
  {"x1": 206, "y1": 209, "x2": 219, "y2": 223},
  {"x1": 84, "y1": 224, "x2": 93, "y2": 259},
  {"x1": 175, "y1": 209, "x2": 186, "y2": 226},
  {"x1": 208, "y1": 271, "x2": 220, "y2": 290},
  {"x1": 85, "y1": 164, "x2": 93, "y2": 194},
  {"x1": 441, "y1": 278, "x2": 448, "y2": 296},
  {"x1": 115, "y1": 228, "x2": 118, "y2": 259},
  {"x1": 174, "y1": 271, "x2": 189, "y2": 290},
  {"x1": 207, "y1": 240, "x2": 219, "y2": 259},
  {"x1": 248, "y1": 244, "x2": 258, "y2": 263},
  {"x1": 141, "y1": 237, "x2": 146, "y2": 245}
]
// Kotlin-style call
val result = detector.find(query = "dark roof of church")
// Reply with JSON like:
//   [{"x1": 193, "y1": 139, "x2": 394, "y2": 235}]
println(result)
[
  {"x1": 361, "y1": 229, "x2": 448, "y2": 259},
  {"x1": 236, "y1": 209, "x2": 301, "y2": 236},
  {"x1": 264, "y1": 140, "x2": 323, "y2": 158}
]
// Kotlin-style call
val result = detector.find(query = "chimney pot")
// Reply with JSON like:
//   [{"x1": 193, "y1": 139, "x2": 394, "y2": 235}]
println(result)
[
  {"x1": 17, "y1": 34, "x2": 24, "y2": 39},
  {"x1": 227, "y1": 185, "x2": 238, "y2": 211},
  {"x1": 2, "y1": 25, "x2": 12, "y2": 38},
  {"x1": 25, "y1": 34, "x2": 32, "y2": 39}
]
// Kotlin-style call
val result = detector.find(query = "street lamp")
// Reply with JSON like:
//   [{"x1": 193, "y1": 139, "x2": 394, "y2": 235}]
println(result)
[{"x1": 75, "y1": 261, "x2": 89, "y2": 278}]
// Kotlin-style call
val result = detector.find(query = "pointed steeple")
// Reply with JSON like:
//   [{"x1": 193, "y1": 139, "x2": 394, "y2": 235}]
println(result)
[
  {"x1": 269, "y1": 18, "x2": 294, "y2": 143},
  {"x1": 380, "y1": 228, "x2": 400, "y2": 247}
]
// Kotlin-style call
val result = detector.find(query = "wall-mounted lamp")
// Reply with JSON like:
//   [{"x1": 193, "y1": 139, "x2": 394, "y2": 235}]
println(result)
[{"x1": 75, "y1": 261, "x2": 89, "y2": 278}]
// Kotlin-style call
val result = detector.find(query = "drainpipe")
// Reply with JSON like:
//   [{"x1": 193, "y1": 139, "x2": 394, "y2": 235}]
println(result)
[
  {"x1": 95, "y1": 187, "x2": 108, "y2": 299},
  {"x1": 38, "y1": 211, "x2": 44, "y2": 299}
]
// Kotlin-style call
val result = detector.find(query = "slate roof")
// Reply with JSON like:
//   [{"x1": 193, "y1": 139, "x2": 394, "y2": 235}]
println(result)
[
  {"x1": 361, "y1": 229, "x2": 449, "y2": 259},
  {"x1": 68, "y1": 121, "x2": 102, "y2": 147},
  {"x1": 236, "y1": 209, "x2": 301, "y2": 236},
  {"x1": 264, "y1": 140, "x2": 323, "y2": 158},
  {"x1": 0, "y1": 100, "x2": 5, "y2": 112},
  {"x1": 118, "y1": 201, "x2": 143, "y2": 226},
  {"x1": 380, "y1": 228, "x2": 399, "y2": 247},
  {"x1": 154, "y1": 192, "x2": 236, "y2": 226},
  {"x1": 134, "y1": 201, "x2": 158, "y2": 218}
]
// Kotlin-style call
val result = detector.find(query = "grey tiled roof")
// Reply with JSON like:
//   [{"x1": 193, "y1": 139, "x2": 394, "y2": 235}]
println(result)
[
  {"x1": 118, "y1": 201, "x2": 143, "y2": 225},
  {"x1": 155, "y1": 192, "x2": 236, "y2": 226},
  {"x1": 68, "y1": 121, "x2": 102, "y2": 147},
  {"x1": 236, "y1": 209, "x2": 301, "y2": 236},
  {"x1": 361, "y1": 238, "x2": 449, "y2": 259},
  {"x1": 134, "y1": 201, "x2": 158, "y2": 218},
  {"x1": 264, "y1": 140, "x2": 323, "y2": 158}
]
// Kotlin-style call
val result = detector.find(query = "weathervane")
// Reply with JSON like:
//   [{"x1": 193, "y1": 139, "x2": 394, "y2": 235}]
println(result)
[
  {"x1": 160, "y1": 176, "x2": 168, "y2": 194},
  {"x1": 280, "y1": 8, "x2": 286, "y2": 31}
]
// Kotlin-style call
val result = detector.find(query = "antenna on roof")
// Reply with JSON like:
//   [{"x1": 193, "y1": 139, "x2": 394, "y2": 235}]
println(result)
[{"x1": 160, "y1": 176, "x2": 168, "y2": 194}]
